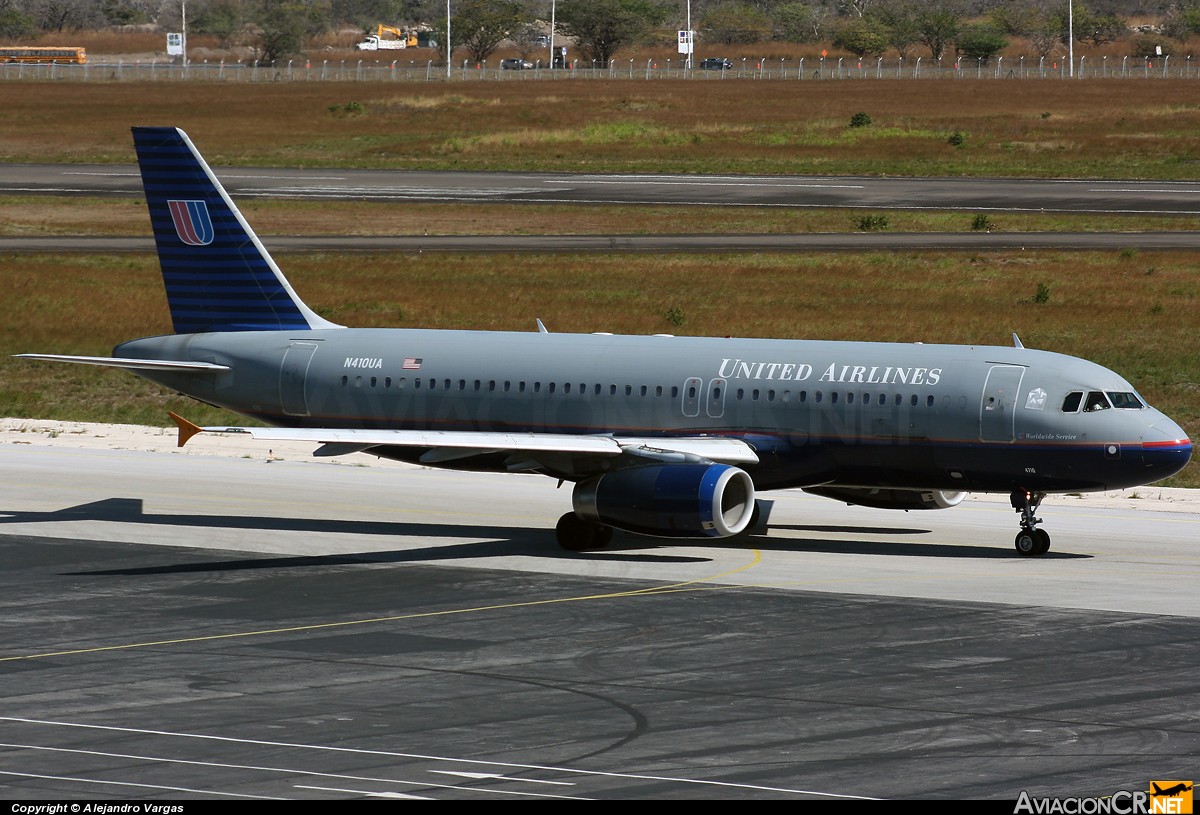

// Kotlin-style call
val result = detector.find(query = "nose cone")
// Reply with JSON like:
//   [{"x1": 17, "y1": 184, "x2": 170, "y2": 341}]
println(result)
[{"x1": 1142, "y1": 416, "x2": 1192, "y2": 482}]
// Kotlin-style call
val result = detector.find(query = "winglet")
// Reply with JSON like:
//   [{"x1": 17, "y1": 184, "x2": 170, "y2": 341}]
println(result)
[{"x1": 168, "y1": 411, "x2": 205, "y2": 448}]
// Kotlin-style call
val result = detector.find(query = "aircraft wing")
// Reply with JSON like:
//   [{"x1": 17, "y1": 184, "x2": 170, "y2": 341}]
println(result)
[
  {"x1": 169, "y1": 414, "x2": 759, "y2": 465},
  {"x1": 15, "y1": 354, "x2": 230, "y2": 372}
]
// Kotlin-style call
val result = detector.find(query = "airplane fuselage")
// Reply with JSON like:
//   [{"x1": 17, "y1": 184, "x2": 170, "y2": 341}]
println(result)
[{"x1": 116, "y1": 329, "x2": 1191, "y2": 495}]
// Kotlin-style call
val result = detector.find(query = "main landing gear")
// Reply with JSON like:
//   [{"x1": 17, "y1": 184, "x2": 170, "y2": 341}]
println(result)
[
  {"x1": 556, "y1": 512, "x2": 613, "y2": 551},
  {"x1": 1010, "y1": 489, "x2": 1050, "y2": 557}
]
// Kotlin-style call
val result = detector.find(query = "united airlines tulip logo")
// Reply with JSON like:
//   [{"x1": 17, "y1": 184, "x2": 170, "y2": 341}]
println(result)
[{"x1": 167, "y1": 199, "x2": 215, "y2": 246}]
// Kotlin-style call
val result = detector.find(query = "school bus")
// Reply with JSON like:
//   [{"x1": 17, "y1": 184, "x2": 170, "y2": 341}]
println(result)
[{"x1": 0, "y1": 47, "x2": 87, "y2": 64}]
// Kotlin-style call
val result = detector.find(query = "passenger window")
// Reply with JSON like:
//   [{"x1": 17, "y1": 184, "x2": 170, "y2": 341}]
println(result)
[
  {"x1": 1062, "y1": 391, "x2": 1083, "y2": 412},
  {"x1": 1084, "y1": 391, "x2": 1110, "y2": 412}
]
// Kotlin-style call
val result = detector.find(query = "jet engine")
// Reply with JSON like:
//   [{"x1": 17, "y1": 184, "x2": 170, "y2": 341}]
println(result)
[
  {"x1": 803, "y1": 486, "x2": 966, "y2": 511},
  {"x1": 573, "y1": 463, "x2": 756, "y2": 538}
]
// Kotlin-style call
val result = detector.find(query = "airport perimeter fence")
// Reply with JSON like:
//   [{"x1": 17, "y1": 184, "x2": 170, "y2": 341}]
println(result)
[{"x1": 4, "y1": 54, "x2": 1200, "y2": 82}]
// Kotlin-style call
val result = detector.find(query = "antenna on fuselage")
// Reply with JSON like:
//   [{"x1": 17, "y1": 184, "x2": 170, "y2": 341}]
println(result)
[
  {"x1": 1012, "y1": 333, "x2": 1025, "y2": 349},
  {"x1": 536, "y1": 318, "x2": 549, "y2": 333}
]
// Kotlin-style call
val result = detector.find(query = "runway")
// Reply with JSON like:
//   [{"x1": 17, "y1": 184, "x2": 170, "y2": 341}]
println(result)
[
  {"x1": 1, "y1": 441, "x2": 1197, "y2": 799},
  {"x1": 6, "y1": 164, "x2": 1200, "y2": 215}
]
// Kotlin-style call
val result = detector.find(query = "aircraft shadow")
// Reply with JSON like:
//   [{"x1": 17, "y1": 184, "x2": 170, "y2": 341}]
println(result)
[
  {"x1": 737, "y1": 528, "x2": 1090, "y2": 559},
  {"x1": 1, "y1": 497, "x2": 1089, "y2": 575},
  {"x1": 0, "y1": 497, "x2": 711, "y2": 574}
]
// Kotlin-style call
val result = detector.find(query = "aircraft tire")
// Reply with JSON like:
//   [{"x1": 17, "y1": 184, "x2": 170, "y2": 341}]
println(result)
[
  {"x1": 1033, "y1": 528, "x2": 1051, "y2": 556},
  {"x1": 1014, "y1": 529, "x2": 1040, "y2": 557},
  {"x1": 556, "y1": 512, "x2": 610, "y2": 551}
]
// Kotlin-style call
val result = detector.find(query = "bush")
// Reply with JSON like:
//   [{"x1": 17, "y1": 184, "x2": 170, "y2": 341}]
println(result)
[
  {"x1": 971, "y1": 214, "x2": 993, "y2": 231},
  {"x1": 855, "y1": 214, "x2": 889, "y2": 231},
  {"x1": 848, "y1": 111, "x2": 872, "y2": 128},
  {"x1": 948, "y1": 130, "x2": 967, "y2": 147}
]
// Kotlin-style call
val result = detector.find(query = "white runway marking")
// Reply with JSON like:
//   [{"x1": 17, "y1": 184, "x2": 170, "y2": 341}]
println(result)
[{"x1": 0, "y1": 716, "x2": 877, "y2": 799}]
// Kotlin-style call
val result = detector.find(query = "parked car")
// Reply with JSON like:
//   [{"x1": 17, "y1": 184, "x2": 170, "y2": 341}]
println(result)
[
  {"x1": 501, "y1": 58, "x2": 534, "y2": 70},
  {"x1": 699, "y1": 57, "x2": 733, "y2": 70}
]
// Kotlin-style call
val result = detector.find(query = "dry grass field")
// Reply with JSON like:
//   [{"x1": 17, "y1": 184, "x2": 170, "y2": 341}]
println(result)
[
  {"x1": 1, "y1": 78, "x2": 1197, "y2": 486},
  {"x1": 3, "y1": 79, "x2": 1200, "y2": 178}
]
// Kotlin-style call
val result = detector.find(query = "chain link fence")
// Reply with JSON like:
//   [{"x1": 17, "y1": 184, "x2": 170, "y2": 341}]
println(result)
[{"x1": 4, "y1": 54, "x2": 1197, "y2": 82}]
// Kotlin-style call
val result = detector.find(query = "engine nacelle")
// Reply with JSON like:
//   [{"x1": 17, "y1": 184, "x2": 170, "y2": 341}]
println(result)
[
  {"x1": 573, "y1": 463, "x2": 756, "y2": 538},
  {"x1": 803, "y1": 486, "x2": 966, "y2": 511}
]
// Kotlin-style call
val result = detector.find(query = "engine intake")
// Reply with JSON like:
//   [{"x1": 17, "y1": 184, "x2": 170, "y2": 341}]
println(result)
[
  {"x1": 574, "y1": 463, "x2": 756, "y2": 538},
  {"x1": 803, "y1": 486, "x2": 966, "y2": 511}
]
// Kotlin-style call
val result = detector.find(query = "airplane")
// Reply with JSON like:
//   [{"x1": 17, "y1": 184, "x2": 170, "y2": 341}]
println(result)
[
  {"x1": 1151, "y1": 783, "x2": 1193, "y2": 797},
  {"x1": 16, "y1": 126, "x2": 1193, "y2": 555}
]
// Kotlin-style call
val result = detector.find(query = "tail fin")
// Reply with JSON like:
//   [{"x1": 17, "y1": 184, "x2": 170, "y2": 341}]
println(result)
[{"x1": 131, "y1": 126, "x2": 341, "y2": 334}]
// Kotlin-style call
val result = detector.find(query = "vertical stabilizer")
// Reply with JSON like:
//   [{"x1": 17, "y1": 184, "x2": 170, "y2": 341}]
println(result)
[{"x1": 132, "y1": 126, "x2": 341, "y2": 334}]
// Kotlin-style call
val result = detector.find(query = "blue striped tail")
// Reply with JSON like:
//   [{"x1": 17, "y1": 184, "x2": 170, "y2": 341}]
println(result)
[{"x1": 132, "y1": 127, "x2": 340, "y2": 334}]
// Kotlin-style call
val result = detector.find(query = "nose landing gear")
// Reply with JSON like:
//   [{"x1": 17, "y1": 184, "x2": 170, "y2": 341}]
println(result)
[{"x1": 1010, "y1": 489, "x2": 1050, "y2": 556}]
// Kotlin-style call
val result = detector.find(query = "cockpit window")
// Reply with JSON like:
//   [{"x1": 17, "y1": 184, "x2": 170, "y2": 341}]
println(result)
[
  {"x1": 1107, "y1": 391, "x2": 1144, "y2": 409},
  {"x1": 1083, "y1": 391, "x2": 1111, "y2": 412},
  {"x1": 1061, "y1": 391, "x2": 1083, "y2": 413}
]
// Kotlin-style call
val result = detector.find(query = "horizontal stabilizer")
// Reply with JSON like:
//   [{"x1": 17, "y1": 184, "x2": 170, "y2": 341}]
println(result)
[{"x1": 15, "y1": 354, "x2": 230, "y2": 372}]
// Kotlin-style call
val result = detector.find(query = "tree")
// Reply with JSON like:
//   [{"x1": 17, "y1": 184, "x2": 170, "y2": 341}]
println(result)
[
  {"x1": 192, "y1": 0, "x2": 245, "y2": 48},
  {"x1": 702, "y1": 2, "x2": 771, "y2": 45},
  {"x1": 916, "y1": 6, "x2": 962, "y2": 61},
  {"x1": 254, "y1": 1, "x2": 325, "y2": 63},
  {"x1": 451, "y1": 0, "x2": 529, "y2": 63},
  {"x1": 869, "y1": 0, "x2": 921, "y2": 59},
  {"x1": 955, "y1": 23, "x2": 1008, "y2": 64},
  {"x1": 0, "y1": 4, "x2": 37, "y2": 37},
  {"x1": 771, "y1": 2, "x2": 830, "y2": 44},
  {"x1": 831, "y1": 16, "x2": 889, "y2": 58},
  {"x1": 556, "y1": 0, "x2": 668, "y2": 67}
]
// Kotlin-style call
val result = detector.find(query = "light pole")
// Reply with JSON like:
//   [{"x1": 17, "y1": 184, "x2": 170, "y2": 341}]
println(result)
[
  {"x1": 1068, "y1": 0, "x2": 1074, "y2": 78},
  {"x1": 446, "y1": 0, "x2": 451, "y2": 79}
]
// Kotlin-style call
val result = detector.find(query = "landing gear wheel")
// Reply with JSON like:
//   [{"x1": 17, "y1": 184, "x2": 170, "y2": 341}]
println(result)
[
  {"x1": 1010, "y1": 489, "x2": 1050, "y2": 557},
  {"x1": 1015, "y1": 529, "x2": 1039, "y2": 557},
  {"x1": 1033, "y1": 528, "x2": 1051, "y2": 556},
  {"x1": 555, "y1": 512, "x2": 612, "y2": 551},
  {"x1": 1014, "y1": 528, "x2": 1052, "y2": 557}
]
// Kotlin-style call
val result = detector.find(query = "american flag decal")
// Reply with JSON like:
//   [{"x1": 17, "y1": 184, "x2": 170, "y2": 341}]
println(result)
[
  {"x1": 402, "y1": 357, "x2": 423, "y2": 370},
  {"x1": 167, "y1": 199, "x2": 215, "y2": 246}
]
